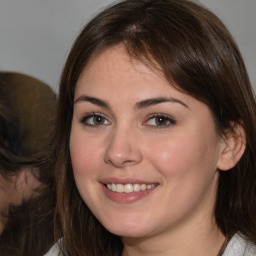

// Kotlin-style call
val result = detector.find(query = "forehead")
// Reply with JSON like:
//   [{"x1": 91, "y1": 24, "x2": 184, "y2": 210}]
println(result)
[
  {"x1": 76, "y1": 46, "x2": 196, "y2": 107},
  {"x1": 76, "y1": 47, "x2": 202, "y2": 113},
  {"x1": 78, "y1": 46, "x2": 145, "y2": 78},
  {"x1": 75, "y1": 45, "x2": 172, "y2": 95}
]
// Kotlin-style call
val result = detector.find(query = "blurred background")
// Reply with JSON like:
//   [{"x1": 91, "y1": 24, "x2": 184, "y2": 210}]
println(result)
[{"x1": 0, "y1": 0, "x2": 255, "y2": 91}]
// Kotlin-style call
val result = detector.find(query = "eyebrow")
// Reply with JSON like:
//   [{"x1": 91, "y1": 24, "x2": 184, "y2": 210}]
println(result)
[
  {"x1": 135, "y1": 97, "x2": 189, "y2": 109},
  {"x1": 74, "y1": 95, "x2": 110, "y2": 109},
  {"x1": 74, "y1": 95, "x2": 188, "y2": 109}
]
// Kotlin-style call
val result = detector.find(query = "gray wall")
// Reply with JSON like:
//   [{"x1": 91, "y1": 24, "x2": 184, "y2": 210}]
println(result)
[{"x1": 0, "y1": 0, "x2": 255, "y2": 91}]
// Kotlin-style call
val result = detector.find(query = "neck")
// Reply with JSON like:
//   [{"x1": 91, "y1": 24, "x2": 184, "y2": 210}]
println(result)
[{"x1": 122, "y1": 216, "x2": 225, "y2": 256}]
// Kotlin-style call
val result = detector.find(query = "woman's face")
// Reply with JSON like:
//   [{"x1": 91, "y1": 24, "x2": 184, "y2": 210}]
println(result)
[{"x1": 70, "y1": 45, "x2": 226, "y2": 240}]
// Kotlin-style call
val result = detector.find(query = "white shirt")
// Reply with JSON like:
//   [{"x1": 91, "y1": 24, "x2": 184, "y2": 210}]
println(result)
[
  {"x1": 44, "y1": 233, "x2": 256, "y2": 256},
  {"x1": 223, "y1": 233, "x2": 256, "y2": 256},
  {"x1": 43, "y1": 241, "x2": 62, "y2": 256}
]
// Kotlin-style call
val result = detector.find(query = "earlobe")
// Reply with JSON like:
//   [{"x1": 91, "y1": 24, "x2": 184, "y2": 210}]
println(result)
[{"x1": 217, "y1": 122, "x2": 246, "y2": 171}]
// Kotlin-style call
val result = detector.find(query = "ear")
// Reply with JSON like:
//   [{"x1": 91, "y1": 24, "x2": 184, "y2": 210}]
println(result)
[
  {"x1": 217, "y1": 122, "x2": 246, "y2": 171},
  {"x1": 15, "y1": 167, "x2": 41, "y2": 199}
]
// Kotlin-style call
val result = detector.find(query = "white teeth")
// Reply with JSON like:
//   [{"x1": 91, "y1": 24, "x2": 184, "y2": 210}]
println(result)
[
  {"x1": 112, "y1": 183, "x2": 116, "y2": 192},
  {"x1": 133, "y1": 184, "x2": 141, "y2": 192},
  {"x1": 140, "y1": 184, "x2": 146, "y2": 191},
  {"x1": 116, "y1": 184, "x2": 124, "y2": 193},
  {"x1": 124, "y1": 184, "x2": 133, "y2": 193},
  {"x1": 106, "y1": 183, "x2": 155, "y2": 193}
]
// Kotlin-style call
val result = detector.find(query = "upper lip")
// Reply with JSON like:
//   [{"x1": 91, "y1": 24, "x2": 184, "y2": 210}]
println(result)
[{"x1": 100, "y1": 177, "x2": 159, "y2": 185}]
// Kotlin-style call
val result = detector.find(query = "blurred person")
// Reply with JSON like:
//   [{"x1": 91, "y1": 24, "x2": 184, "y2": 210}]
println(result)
[{"x1": 0, "y1": 72, "x2": 56, "y2": 255}]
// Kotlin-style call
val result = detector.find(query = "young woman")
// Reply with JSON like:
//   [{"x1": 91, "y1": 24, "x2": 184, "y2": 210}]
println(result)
[{"x1": 46, "y1": 0, "x2": 256, "y2": 255}]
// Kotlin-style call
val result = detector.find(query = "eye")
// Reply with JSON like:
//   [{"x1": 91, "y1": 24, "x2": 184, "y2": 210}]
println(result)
[
  {"x1": 144, "y1": 114, "x2": 176, "y2": 128},
  {"x1": 80, "y1": 113, "x2": 110, "y2": 127}
]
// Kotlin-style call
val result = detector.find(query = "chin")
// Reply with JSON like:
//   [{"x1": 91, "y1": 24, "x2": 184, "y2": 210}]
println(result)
[
  {"x1": 93, "y1": 206, "x2": 156, "y2": 238},
  {"x1": 102, "y1": 220, "x2": 153, "y2": 238}
]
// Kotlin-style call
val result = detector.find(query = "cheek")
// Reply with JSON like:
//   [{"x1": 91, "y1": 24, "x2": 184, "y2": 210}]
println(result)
[
  {"x1": 147, "y1": 129, "x2": 219, "y2": 180},
  {"x1": 146, "y1": 131, "x2": 221, "y2": 216},
  {"x1": 70, "y1": 130, "x2": 101, "y2": 177},
  {"x1": 70, "y1": 125, "x2": 104, "y2": 183},
  {"x1": 69, "y1": 128, "x2": 104, "y2": 208}
]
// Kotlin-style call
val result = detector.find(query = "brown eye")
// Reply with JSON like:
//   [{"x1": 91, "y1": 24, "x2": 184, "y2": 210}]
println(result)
[
  {"x1": 81, "y1": 114, "x2": 110, "y2": 127},
  {"x1": 93, "y1": 115, "x2": 105, "y2": 125},
  {"x1": 145, "y1": 114, "x2": 176, "y2": 128},
  {"x1": 155, "y1": 116, "x2": 168, "y2": 126}
]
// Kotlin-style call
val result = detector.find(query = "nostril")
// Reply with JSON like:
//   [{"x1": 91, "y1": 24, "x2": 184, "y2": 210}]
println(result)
[{"x1": 104, "y1": 131, "x2": 143, "y2": 167}]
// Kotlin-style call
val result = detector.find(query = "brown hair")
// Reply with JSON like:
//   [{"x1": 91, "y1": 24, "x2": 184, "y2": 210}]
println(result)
[
  {"x1": 54, "y1": 0, "x2": 256, "y2": 255},
  {"x1": 0, "y1": 72, "x2": 57, "y2": 176},
  {"x1": 0, "y1": 72, "x2": 56, "y2": 255}
]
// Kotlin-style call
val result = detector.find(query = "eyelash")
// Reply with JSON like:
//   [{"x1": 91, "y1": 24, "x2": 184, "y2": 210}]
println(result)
[
  {"x1": 80, "y1": 113, "x2": 110, "y2": 127},
  {"x1": 80, "y1": 113, "x2": 176, "y2": 129},
  {"x1": 144, "y1": 114, "x2": 176, "y2": 128}
]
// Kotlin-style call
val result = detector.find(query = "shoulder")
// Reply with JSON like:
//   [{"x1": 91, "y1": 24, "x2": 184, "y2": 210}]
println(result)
[{"x1": 223, "y1": 233, "x2": 256, "y2": 256}]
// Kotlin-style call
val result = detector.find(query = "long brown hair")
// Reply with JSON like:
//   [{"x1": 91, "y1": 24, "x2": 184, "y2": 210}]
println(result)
[{"x1": 54, "y1": 0, "x2": 256, "y2": 255}]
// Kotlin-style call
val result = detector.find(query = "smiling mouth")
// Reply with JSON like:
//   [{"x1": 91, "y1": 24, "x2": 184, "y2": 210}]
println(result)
[{"x1": 106, "y1": 183, "x2": 156, "y2": 193}]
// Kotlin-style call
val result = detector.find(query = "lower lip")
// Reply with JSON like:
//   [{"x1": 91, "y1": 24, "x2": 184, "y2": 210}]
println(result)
[{"x1": 101, "y1": 184, "x2": 157, "y2": 204}]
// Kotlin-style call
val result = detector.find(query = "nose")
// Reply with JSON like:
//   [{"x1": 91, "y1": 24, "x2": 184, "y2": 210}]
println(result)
[{"x1": 104, "y1": 126, "x2": 143, "y2": 168}]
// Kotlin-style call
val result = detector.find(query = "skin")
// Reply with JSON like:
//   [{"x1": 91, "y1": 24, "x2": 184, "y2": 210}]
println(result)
[{"x1": 70, "y1": 45, "x2": 231, "y2": 255}]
